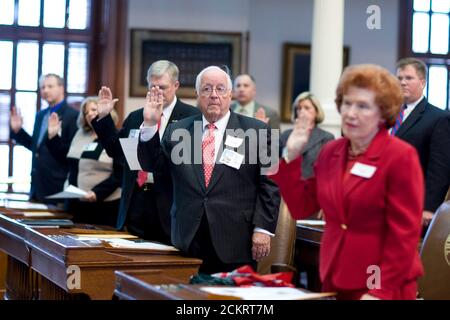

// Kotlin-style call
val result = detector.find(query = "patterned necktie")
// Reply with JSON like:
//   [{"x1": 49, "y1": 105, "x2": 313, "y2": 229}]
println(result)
[
  {"x1": 202, "y1": 123, "x2": 216, "y2": 187},
  {"x1": 137, "y1": 118, "x2": 162, "y2": 186},
  {"x1": 391, "y1": 104, "x2": 407, "y2": 136}
]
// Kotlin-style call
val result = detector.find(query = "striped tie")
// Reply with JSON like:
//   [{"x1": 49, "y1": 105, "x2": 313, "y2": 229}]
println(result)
[
  {"x1": 391, "y1": 105, "x2": 407, "y2": 136},
  {"x1": 202, "y1": 123, "x2": 216, "y2": 187}
]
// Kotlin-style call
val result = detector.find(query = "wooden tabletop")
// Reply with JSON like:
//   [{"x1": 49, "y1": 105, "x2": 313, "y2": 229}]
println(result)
[{"x1": 0, "y1": 211, "x2": 202, "y2": 300}]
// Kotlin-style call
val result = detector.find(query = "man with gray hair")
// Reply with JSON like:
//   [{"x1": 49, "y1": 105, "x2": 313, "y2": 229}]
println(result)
[
  {"x1": 137, "y1": 66, "x2": 280, "y2": 273},
  {"x1": 93, "y1": 60, "x2": 199, "y2": 243},
  {"x1": 10, "y1": 73, "x2": 78, "y2": 203}
]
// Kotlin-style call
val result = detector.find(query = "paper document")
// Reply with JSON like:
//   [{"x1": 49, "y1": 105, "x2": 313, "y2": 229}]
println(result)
[
  {"x1": 200, "y1": 286, "x2": 334, "y2": 300},
  {"x1": 46, "y1": 185, "x2": 88, "y2": 199},
  {"x1": 22, "y1": 211, "x2": 59, "y2": 218},
  {"x1": 74, "y1": 234, "x2": 138, "y2": 240},
  {"x1": 106, "y1": 238, "x2": 179, "y2": 252},
  {"x1": 4, "y1": 201, "x2": 48, "y2": 210},
  {"x1": 119, "y1": 138, "x2": 142, "y2": 170},
  {"x1": 297, "y1": 220, "x2": 326, "y2": 226}
]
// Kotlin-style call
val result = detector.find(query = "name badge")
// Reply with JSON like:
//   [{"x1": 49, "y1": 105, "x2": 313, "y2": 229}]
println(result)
[
  {"x1": 128, "y1": 129, "x2": 140, "y2": 139},
  {"x1": 219, "y1": 148, "x2": 244, "y2": 170},
  {"x1": 225, "y1": 135, "x2": 244, "y2": 148},
  {"x1": 83, "y1": 142, "x2": 98, "y2": 152},
  {"x1": 350, "y1": 162, "x2": 377, "y2": 179}
]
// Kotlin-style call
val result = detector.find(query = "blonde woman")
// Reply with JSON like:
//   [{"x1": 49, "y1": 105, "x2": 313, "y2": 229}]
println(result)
[
  {"x1": 281, "y1": 92, "x2": 334, "y2": 179},
  {"x1": 47, "y1": 97, "x2": 122, "y2": 226}
]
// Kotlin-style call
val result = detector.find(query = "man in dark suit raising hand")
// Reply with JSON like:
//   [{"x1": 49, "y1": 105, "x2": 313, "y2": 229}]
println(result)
[{"x1": 138, "y1": 66, "x2": 280, "y2": 273}]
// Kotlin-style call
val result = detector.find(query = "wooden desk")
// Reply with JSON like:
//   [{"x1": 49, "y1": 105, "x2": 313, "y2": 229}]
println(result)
[
  {"x1": 0, "y1": 251, "x2": 6, "y2": 299},
  {"x1": 114, "y1": 269, "x2": 335, "y2": 300},
  {"x1": 0, "y1": 213, "x2": 39, "y2": 300},
  {"x1": 295, "y1": 223, "x2": 323, "y2": 292},
  {"x1": 0, "y1": 213, "x2": 201, "y2": 300}
]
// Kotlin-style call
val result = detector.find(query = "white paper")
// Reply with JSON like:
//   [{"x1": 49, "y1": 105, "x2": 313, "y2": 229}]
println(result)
[
  {"x1": 106, "y1": 238, "x2": 179, "y2": 252},
  {"x1": 119, "y1": 138, "x2": 143, "y2": 170},
  {"x1": 219, "y1": 149, "x2": 244, "y2": 170},
  {"x1": 128, "y1": 129, "x2": 140, "y2": 139},
  {"x1": 350, "y1": 162, "x2": 377, "y2": 179},
  {"x1": 83, "y1": 142, "x2": 98, "y2": 152},
  {"x1": 200, "y1": 286, "x2": 326, "y2": 300},
  {"x1": 22, "y1": 211, "x2": 59, "y2": 218},
  {"x1": 46, "y1": 185, "x2": 88, "y2": 199},
  {"x1": 4, "y1": 201, "x2": 48, "y2": 210},
  {"x1": 225, "y1": 135, "x2": 244, "y2": 148},
  {"x1": 297, "y1": 220, "x2": 326, "y2": 226}
]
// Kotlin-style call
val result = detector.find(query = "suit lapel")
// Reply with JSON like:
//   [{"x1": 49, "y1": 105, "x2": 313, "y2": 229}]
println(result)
[
  {"x1": 396, "y1": 98, "x2": 426, "y2": 137},
  {"x1": 327, "y1": 141, "x2": 347, "y2": 223},
  {"x1": 188, "y1": 115, "x2": 206, "y2": 193}
]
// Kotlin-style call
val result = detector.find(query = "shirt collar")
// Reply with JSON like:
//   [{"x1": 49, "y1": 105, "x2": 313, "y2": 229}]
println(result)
[
  {"x1": 405, "y1": 96, "x2": 425, "y2": 111},
  {"x1": 236, "y1": 100, "x2": 255, "y2": 111},
  {"x1": 162, "y1": 96, "x2": 177, "y2": 119},
  {"x1": 202, "y1": 110, "x2": 231, "y2": 132},
  {"x1": 50, "y1": 100, "x2": 65, "y2": 113}
]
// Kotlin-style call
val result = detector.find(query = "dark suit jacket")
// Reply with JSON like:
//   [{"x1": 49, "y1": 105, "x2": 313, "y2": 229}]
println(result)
[
  {"x1": 92, "y1": 99, "x2": 199, "y2": 232},
  {"x1": 271, "y1": 128, "x2": 424, "y2": 299},
  {"x1": 231, "y1": 101, "x2": 280, "y2": 129},
  {"x1": 10, "y1": 102, "x2": 78, "y2": 202},
  {"x1": 395, "y1": 98, "x2": 450, "y2": 212},
  {"x1": 281, "y1": 126, "x2": 334, "y2": 179},
  {"x1": 138, "y1": 111, "x2": 280, "y2": 264}
]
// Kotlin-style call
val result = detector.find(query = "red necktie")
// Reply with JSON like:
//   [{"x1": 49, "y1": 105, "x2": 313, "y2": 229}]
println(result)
[
  {"x1": 202, "y1": 123, "x2": 216, "y2": 187},
  {"x1": 137, "y1": 118, "x2": 162, "y2": 187}
]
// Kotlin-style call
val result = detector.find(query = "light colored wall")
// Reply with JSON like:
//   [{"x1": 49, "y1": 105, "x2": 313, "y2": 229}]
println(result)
[{"x1": 125, "y1": 0, "x2": 400, "y2": 130}]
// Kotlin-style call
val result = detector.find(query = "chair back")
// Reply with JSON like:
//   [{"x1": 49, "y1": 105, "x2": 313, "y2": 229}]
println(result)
[
  {"x1": 418, "y1": 201, "x2": 450, "y2": 299},
  {"x1": 257, "y1": 200, "x2": 297, "y2": 275}
]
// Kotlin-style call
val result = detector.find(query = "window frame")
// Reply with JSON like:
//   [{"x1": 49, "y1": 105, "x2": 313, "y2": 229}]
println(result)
[
  {"x1": 0, "y1": 0, "x2": 127, "y2": 193},
  {"x1": 399, "y1": 0, "x2": 450, "y2": 111}
]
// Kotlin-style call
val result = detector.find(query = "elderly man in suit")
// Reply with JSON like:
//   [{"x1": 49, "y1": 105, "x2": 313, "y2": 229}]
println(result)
[
  {"x1": 92, "y1": 60, "x2": 199, "y2": 244},
  {"x1": 394, "y1": 58, "x2": 450, "y2": 227},
  {"x1": 232, "y1": 74, "x2": 280, "y2": 129},
  {"x1": 138, "y1": 66, "x2": 280, "y2": 273},
  {"x1": 10, "y1": 73, "x2": 78, "y2": 203}
]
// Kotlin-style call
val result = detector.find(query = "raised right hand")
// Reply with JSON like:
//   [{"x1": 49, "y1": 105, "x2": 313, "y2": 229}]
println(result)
[
  {"x1": 47, "y1": 112, "x2": 62, "y2": 139},
  {"x1": 285, "y1": 109, "x2": 315, "y2": 162},
  {"x1": 97, "y1": 86, "x2": 118, "y2": 120},
  {"x1": 143, "y1": 86, "x2": 164, "y2": 126},
  {"x1": 10, "y1": 106, "x2": 23, "y2": 133}
]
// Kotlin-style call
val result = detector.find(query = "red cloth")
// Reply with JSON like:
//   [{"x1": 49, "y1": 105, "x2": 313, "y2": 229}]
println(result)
[{"x1": 212, "y1": 265, "x2": 294, "y2": 288}]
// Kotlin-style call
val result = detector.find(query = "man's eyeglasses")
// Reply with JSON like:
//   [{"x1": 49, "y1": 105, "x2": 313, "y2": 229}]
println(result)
[{"x1": 200, "y1": 85, "x2": 229, "y2": 97}]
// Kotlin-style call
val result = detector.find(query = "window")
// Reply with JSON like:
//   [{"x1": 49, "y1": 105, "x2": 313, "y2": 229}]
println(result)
[
  {"x1": 400, "y1": 0, "x2": 450, "y2": 111},
  {"x1": 0, "y1": 0, "x2": 94, "y2": 193}
]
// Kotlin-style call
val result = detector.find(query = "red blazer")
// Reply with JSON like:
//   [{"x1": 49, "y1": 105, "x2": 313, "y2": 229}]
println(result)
[{"x1": 271, "y1": 128, "x2": 424, "y2": 299}]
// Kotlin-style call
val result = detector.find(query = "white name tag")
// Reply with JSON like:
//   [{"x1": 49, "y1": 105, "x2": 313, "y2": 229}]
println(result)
[
  {"x1": 225, "y1": 135, "x2": 244, "y2": 148},
  {"x1": 219, "y1": 148, "x2": 244, "y2": 170},
  {"x1": 350, "y1": 162, "x2": 377, "y2": 179},
  {"x1": 83, "y1": 142, "x2": 98, "y2": 152},
  {"x1": 128, "y1": 129, "x2": 140, "y2": 139}
]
